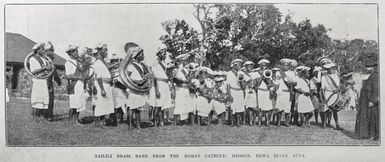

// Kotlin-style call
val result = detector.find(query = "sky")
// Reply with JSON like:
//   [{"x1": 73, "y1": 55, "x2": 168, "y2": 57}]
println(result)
[{"x1": 5, "y1": 4, "x2": 378, "y2": 63}]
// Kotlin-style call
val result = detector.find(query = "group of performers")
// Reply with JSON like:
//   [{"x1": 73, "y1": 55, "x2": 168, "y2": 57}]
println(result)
[{"x1": 28, "y1": 41, "x2": 355, "y2": 131}]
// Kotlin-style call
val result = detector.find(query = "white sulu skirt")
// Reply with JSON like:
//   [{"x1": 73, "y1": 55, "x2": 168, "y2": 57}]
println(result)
[
  {"x1": 112, "y1": 87, "x2": 128, "y2": 113},
  {"x1": 230, "y1": 89, "x2": 245, "y2": 113},
  {"x1": 148, "y1": 80, "x2": 172, "y2": 109},
  {"x1": 244, "y1": 91, "x2": 257, "y2": 108},
  {"x1": 258, "y1": 89, "x2": 272, "y2": 111},
  {"x1": 276, "y1": 91, "x2": 292, "y2": 113},
  {"x1": 69, "y1": 81, "x2": 87, "y2": 112},
  {"x1": 212, "y1": 100, "x2": 226, "y2": 115},
  {"x1": 196, "y1": 96, "x2": 211, "y2": 117},
  {"x1": 94, "y1": 81, "x2": 114, "y2": 117},
  {"x1": 297, "y1": 94, "x2": 314, "y2": 113},
  {"x1": 31, "y1": 78, "x2": 49, "y2": 109},
  {"x1": 174, "y1": 86, "x2": 195, "y2": 120}
]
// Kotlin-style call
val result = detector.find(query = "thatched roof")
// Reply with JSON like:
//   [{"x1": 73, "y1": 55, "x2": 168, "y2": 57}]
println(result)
[{"x1": 5, "y1": 32, "x2": 65, "y2": 67}]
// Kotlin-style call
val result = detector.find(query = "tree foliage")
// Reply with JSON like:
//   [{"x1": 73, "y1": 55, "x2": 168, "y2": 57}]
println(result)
[{"x1": 159, "y1": 4, "x2": 378, "y2": 73}]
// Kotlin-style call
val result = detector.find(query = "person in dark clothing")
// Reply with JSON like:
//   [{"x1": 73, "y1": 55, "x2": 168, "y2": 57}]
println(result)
[
  {"x1": 44, "y1": 42, "x2": 62, "y2": 121},
  {"x1": 355, "y1": 62, "x2": 379, "y2": 140}
]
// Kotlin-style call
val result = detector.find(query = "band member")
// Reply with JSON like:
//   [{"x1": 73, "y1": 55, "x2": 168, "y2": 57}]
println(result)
[
  {"x1": 295, "y1": 66, "x2": 314, "y2": 127},
  {"x1": 289, "y1": 59, "x2": 300, "y2": 125},
  {"x1": 226, "y1": 59, "x2": 244, "y2": 127},
  {"x1": 255, "y1": 59, "x2": 273, "y2": 126},
  {"x1": 29, "y1": 43, "x2": 51, "y2": 122},
  {"x1": 44, "y1": 42, "x2": 62, "y2": 121},
  {"x1": 242, "y1": 61, "x2": 259, "y2": 126},
  {"x1": 92, "y1": 45, "x2": 114, "y2": 128},
  {"x1": 173, "y1": 62, "x2": 196, "y2": 125},
  {"x1": 65, "y1": 45, "x2": 87, "y2": 125},
  {"x1": 109, "y1": 54, "x2": 128, "y2": 126},
  {"x1": 270, "y1": 67, "x2": 280, "y2": 125},
  {"x1": 320, "y1": 62, "x2": 342, "y2": 130},
  {"x1": 211, "y1": 76, "x2": 227, "y2": 124},
  {"x1": 355, "y1": 61, "x2": 379, "y2": 140},
  {"x1": 148, "y1": 50, "x2": 173, "y2": 126},
  {"x1": 124, "y1": 42, "x2": 153, "y2": 129},
  {"x1": 275, "y1": 59, "x2": 296, "y2": 126},
  {"x1": 86, "y1": 49, "x2": 97, "y2": 117},
  {"x1": 309, "y1": 66, "x2": 322, "y2": 124},
  {"x1": 194, "y1": 68, "x2": 214, "y2": 125}
]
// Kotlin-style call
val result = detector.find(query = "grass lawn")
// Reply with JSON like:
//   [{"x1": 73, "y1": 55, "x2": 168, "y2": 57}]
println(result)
[{"x1": 6, "y1": 97, "x2": 379, "y2": 146}]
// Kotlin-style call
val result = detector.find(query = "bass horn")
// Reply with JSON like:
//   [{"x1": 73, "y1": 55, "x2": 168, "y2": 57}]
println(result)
[
  {"x1": 24, "y1": 52, "x2": 55, "y2": 79},
  {"x1": 118, "y1": 48, "x2": 154, "y2": 93}
]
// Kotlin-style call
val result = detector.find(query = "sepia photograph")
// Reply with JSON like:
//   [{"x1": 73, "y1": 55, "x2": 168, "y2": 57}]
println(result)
[{"x1": 4, "y1": 2, "x2": 380, "y2": 149}]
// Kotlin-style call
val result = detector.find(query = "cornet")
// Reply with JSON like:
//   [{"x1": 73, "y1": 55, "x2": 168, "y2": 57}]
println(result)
[
  {"x1": 237, "y1": 73, "x2": 245, "y2": 82},
  {"x1": 263, "y1": 69, "x2": 273, "y2": 80}
]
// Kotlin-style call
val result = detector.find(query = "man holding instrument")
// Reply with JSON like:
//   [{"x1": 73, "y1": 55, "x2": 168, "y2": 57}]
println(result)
[
  {"x1": 29, "y1": 42, "x2": 51, "y2": 122},
  {"x1": 65, "y1": 45, "x2": 88, "y2": 125},
  {"x1": 124, "y1": 42, "x2": 153, "y2": 129},
  {"x1": 109, "y1": 54, "x2": 128, "y2": 126},
  {"x1": 275, "y1": 58, "x2": 297, "y2": 127},
  {"x1": 44, "y1": 42, "x2": 62, "y2": 121},
  {"x1": 226, "y1": 59, "x2": 244, "y2": 127},
  {"x1": 148, "y1": 49, "x2": 173, "y2": 126},
  {"x1": 256, "y1": 59, "x2": 274, "y2": 126},
  {"x1": 243, "y1": 61, "x2": 259, "y2": 126},
  {"x1": 320, "y1": 62, "x2": 342, "y2": 130}
]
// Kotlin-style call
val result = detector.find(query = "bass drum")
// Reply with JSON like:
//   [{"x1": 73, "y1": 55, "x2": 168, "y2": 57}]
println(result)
[{"x1": 326, "y1": 92, "x2": 348, "y2": 112}]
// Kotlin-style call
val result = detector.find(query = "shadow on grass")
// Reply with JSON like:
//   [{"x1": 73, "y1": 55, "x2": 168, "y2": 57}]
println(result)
[
  {"x1": 80, "y1": 116, "x2": 95, "y2": 124},
  {"x1": 341, "y1": 129, "x2": 358, "y2": 139},
  {"x1": 49, "y1": 114, "x2": 69, "y2": 122}
]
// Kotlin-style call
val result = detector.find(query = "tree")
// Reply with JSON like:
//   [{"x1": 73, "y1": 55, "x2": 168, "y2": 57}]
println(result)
[{"x1": 158, "y1": 4, "x2": 377, "y2": 72}]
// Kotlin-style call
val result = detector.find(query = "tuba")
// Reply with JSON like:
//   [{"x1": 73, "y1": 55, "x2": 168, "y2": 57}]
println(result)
[
  {"x1": 24, "y1": 52, "x2": 55, "y2": 79},
  {"x1": 119, "y1": 52, "x2": 154, "y2": 93}
]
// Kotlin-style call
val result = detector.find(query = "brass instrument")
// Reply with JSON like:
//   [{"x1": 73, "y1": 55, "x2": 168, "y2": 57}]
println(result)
[
  {"x1": 237, "y1": 73, "x2": 245, "y2": 82},
  {"x1": 119, "y1": 52, "x2": 154, "y2": 93},
  {"x1": 263, "y1": 69, "x2": 273, "y2": 80},
  {"x1": 197, "y1": 79, "x2": 213, "y2": 101},
  {"x1": 24, "y1": 52, "x2": 55, "y2": 79}
]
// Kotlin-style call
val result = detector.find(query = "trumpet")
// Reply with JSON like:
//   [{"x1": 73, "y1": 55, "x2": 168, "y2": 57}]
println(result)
[
  {"x1": 263, "y1": 69, "x2": 273, "y2": 80},
  {"x1": 237, "y1": 73, "x2": 245, "y2": 82}
]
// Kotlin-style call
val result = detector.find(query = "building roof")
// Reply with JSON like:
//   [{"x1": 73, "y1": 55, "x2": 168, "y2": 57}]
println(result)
[{"x1": 5, "y1": 32, "x2": 65, "y2": 67}]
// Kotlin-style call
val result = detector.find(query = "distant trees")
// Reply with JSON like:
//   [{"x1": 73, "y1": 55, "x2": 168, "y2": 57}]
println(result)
[{"x1": 158, "y1": 4, "x2": 378, "y2": 73}]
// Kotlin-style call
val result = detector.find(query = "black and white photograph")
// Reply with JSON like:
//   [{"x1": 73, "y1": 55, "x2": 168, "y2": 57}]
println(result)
[{"x1": 2, "y1": 1, "x2": 384, "y2": 161}]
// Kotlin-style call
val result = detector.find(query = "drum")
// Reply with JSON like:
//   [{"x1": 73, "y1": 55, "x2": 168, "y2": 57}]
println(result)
[{"x1": 326, "y1": 92, "x2": 348, "y2": 111}]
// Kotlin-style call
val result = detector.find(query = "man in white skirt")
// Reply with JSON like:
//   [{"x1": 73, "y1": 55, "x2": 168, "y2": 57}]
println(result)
[
  {"x1": 211, "y1": 77, "x2": 227, "y2": 124},
  {"x1": 289, "y1": 59, "x2": 300, "y2": 125},
  {"x1": 242, "y1": 61, "x2": 260, "y2": 126},
  {"x1": 65, "y1": 45, "x2": 88, "y2": 125},
  {"x1": 255, "y1": 59, "x2": 273, "y2": 126},
  {"x1": 109, "y1": 54, "x2": 128, "y2": 126},
  {"x1": 148, "y1": 50, "x2": 173, "y2": 126},
  {"x1": 92, "y1": 46, "x2": 114, "y2": 128},
  {"x1": 275, "y1": 58, "x2": 297, "y2": 126},
  {"x1": 124, "y1": 42, "x2": 153, "y2": 129},
  {"x1": 321, "y1": 62, "x2": 342, "y2": 130},
  {"x1": 173, "y1": 62, "x2": 197, "y2": 125},
  {"x1": 29, "y1": 43, "x2": 50, "y2": 122},
  {"x1": 226, "y1": 59, "x2": 244, "y2": 127},
  {"x1": 194, "y1": 68, "x2": 215, "y2": 125},
  {"x1": 295, "y1": 66, "x2": 314, "y2": 127}
]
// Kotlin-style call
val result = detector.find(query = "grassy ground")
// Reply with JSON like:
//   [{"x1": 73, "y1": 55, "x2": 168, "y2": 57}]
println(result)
[{"x1": 6, "y1": 97, "x2": 379, "y2": 146}]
